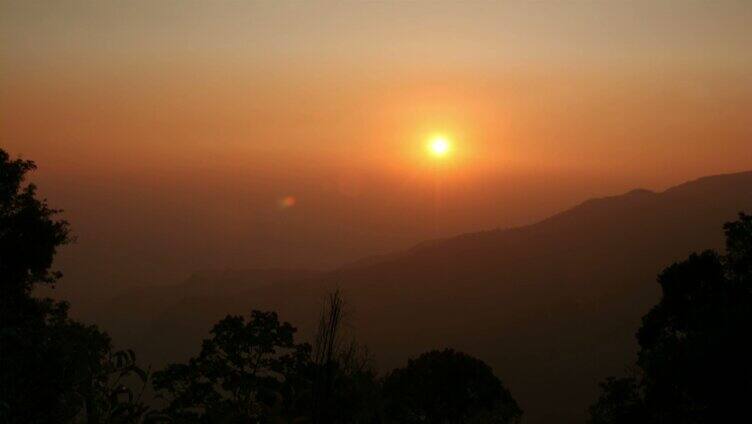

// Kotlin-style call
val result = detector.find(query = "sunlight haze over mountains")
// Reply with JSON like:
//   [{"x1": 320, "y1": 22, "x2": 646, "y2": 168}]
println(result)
[
  {"x1": 3, "y1": 1, "x2": 751, "y2": 300},
  {"x1": 2, "y1": 2, "x2": 752, "y2": 423}
]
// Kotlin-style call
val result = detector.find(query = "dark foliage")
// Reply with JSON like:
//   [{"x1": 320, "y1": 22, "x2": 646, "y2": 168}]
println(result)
[
  {"x1": 0, "y1": 150, "x2": 70, "y2": 297},
  {"x1": 590, "y1": 213, "x2": 752, "y2": 423},
  {"x1": 0, "y1": 149, "x2": 149, "y2": 423},
  {"x1": 382, "y1": 349, "x2": 522, "y2": 424},
  {"x1": 311, "y1": 289, "x2": 381, "y2": 423},
  {"x1": 589, "y1": 376, "x2": 645, "y2": 424},
  {"x1": 153, "y1": 306, "x2": 519, "y2": 424},
  {"x1": 152, "y1": 310, "x2": 313, "y2": 422}
]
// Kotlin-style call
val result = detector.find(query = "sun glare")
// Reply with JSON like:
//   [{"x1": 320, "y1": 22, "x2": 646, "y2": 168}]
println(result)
[{"x1": 428, "y1": 135, "x2": 451, "y2": 157}]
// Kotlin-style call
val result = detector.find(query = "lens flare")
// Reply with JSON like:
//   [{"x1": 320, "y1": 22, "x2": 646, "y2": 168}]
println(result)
[{"x1": 278, "y1": 195, "x2": 296, "y2": 209}]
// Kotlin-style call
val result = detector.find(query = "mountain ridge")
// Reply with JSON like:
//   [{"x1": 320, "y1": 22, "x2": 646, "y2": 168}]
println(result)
[
  {"x1": 332, "y1": 171, "x2": 751, "y2": 279},
  {"x1": 95, "y1": 169, "x2": 752, "y2": 424}
]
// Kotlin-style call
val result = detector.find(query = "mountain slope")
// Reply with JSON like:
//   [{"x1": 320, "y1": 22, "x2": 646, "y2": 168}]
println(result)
[{"x1": 100, "y1": 170, "x2": 752, "y2": 423}]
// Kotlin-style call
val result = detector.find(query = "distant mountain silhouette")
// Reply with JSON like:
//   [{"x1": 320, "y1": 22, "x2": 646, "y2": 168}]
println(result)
[{"x1": 97, "y1": 171, "x2": 752, "y2": 424}]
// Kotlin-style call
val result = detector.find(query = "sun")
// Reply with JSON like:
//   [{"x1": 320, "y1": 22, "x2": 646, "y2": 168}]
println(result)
[{"x1": 428, "y1": 135, "x2": 451, "y2": 157}]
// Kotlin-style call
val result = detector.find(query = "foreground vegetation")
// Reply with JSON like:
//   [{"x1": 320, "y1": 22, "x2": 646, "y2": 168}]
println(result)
[
  {"x1": 0, "y1": 149, "x2": 521, "y2": 423},
  {"x1": 590, "y1": 212, "x2": 752, "y2": 423},
  {"x1": 1, "y1": 148, "x2": 750, "y2": 423}
]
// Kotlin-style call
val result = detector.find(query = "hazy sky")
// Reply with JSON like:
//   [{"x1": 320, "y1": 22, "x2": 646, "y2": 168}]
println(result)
[
  {"x1": 2, "y1": 1, "x2": 751, "y2": 296},
  {"x1": 3, "y1": 1, "x2": 750, "y2": 174}
]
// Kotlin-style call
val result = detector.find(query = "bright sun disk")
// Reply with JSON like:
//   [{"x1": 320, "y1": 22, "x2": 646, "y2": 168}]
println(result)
[{"x1": 429, "y1": 136, "x2": 451, "y2": 157}]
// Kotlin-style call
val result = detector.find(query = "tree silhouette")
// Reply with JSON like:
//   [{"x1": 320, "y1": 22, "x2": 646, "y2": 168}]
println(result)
[
  {"x1": 382, "y1": 348, "x2": 522, "y2": 424},
  {"x1": 591, "y1": 213, "x2": 752, "y2": 423},
  {"x1": 0, "y1": 150, "x2": 70, "y2": 299},
  {"x1": 0, "y1": 149, "x2": 148, "y2": 423},
  {"x1": 152, "y1": 310, "x2": 312, "y2": 422},
  {"x1": 589, "y1": 376, "x2": 645, "y2": 424},
  {"x1": 153, "y1": 290, "x2": 383, "y2": 424}
]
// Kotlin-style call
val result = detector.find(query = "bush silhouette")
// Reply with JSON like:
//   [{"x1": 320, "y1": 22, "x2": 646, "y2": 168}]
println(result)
[{"x1": 382, "y1": 348, "x2": 522, "y2": 424}]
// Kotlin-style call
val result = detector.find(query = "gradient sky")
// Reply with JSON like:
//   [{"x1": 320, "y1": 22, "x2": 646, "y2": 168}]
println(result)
[{"x1": 2, "y1": 1, "x2": 751, "y2": 298}]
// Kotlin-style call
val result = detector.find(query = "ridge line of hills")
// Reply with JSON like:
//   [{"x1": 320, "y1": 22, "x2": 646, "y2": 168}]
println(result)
[{"x1": 92, "y1": 169, "x2": 752, "y2": 424}]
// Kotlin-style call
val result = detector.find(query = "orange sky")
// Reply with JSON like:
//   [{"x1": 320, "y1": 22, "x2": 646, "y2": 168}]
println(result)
[
  {"x1": 1, "y1": 1, "x2": 751, "y2": 295},
  {"x1": 3, "y1": 1, "x2": 751, "y2": 180}
]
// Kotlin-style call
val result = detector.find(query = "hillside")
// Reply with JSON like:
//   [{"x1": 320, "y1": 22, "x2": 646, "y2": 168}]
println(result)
[{"x1": 95, "y1": 171, "x2": 752, "y2": 423}]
